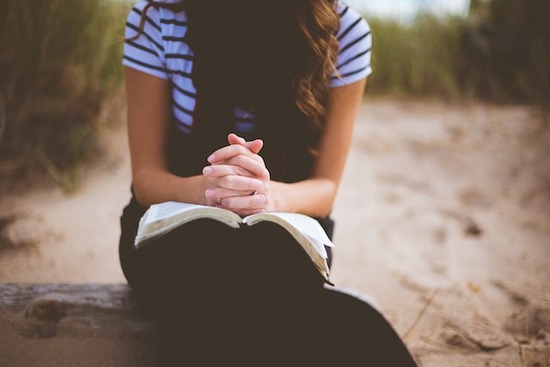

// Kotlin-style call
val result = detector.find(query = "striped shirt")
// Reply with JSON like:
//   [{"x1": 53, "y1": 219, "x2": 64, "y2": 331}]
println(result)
[{"x1": 123, "y1": 1, "x2": 372, "y2": 135}]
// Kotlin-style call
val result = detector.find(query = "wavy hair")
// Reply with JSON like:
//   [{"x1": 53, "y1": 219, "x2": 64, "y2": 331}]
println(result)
[
  {"x1": 134, "y1": 0, "x2": 340, "y2": 180},
  {"x1": 135, "y1": 0, "x2": 339, "y2": 124},
  {"x1": 294, "y1": 0, "x2": 339, "y2": 126}
]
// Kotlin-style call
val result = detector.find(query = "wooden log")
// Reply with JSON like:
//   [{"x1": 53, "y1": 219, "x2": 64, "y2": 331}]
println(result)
[
  {"x1": 0, "y1": 283, "x2": 388, "y2": 366},
  {"x1": 0, "y1": 283, "x2": 157, "y2": 367}
]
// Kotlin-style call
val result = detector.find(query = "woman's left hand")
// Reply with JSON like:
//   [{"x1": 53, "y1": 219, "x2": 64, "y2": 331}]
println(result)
[{"x1": 203, "y1": 133, "x2": 273, "y2": 216}]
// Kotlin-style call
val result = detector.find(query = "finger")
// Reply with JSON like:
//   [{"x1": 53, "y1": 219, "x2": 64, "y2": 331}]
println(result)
[
  {"x1": 228, "y1": 133, "x2": 264, "y2": 155},
  {"x1": 244, "y1": 139, "x2": 263, "y2": 154},
  {"x1": 208, "y1": 144, "x2": 260, "y2": 164},
  {"x1": 202, "y1": 164, "x2": 256, "y2": 178},
  {"x1": 205, "y1": 174, "x2": 262, "y2": 194},
  {"x1": 217, "y1": 175, "x2": 263, "y2": 192},
  {"x1": 205, "y1": 188, "x2": 257, "y2": 203},
  {"x1": 227, "y1": 133, "x2": 246, "y2": 146},
  {"x1": 217, "y1": 194, "x2": 267, "y2": 212},
  {"x1": 216, "y1": 155, "x2": 269, "y2": 179}
]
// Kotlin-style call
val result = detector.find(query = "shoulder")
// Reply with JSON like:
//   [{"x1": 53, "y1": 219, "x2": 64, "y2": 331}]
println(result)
[
  {"x1": 335, "y1": 1, "x2": 371, "y2": 41},
  {"x1": 127, "y1": 1, "x2": 187, "y2": 30},
  {"x1": 123, "y1": 1, "x2": 189, "y2": 79},
  {"x1": 330, "y1": 1, "x2": 373, "y2": 86},
  {"x1": 126, "y1": 1, "x2": 162, "y2": 37}
]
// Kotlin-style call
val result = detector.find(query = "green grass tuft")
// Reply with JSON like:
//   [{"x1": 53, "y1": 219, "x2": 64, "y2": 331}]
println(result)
[{"x1": 0, "y1": 0, "x2": 129, "y2": 189}]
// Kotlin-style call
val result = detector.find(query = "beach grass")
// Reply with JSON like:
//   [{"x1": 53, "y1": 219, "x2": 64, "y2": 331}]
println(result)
[
  {"x1": 365, "y1": 0, "x2": 550, "y2": 108},
  {"x1": 0, "y1": 0, "x2": 129, "y2": 191},
  {"x1": 0, "y1": 0, "x2": 548, "y2": 190},
  {"x1": 366, "y1": 14, "x2": 465, "y2": 101}
]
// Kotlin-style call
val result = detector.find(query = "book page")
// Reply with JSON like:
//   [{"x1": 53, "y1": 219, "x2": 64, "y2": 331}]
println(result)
[
  {"x1": 135, "y1": 202, "x2": 241, "y2": 248},
  {"x1": 135, "y1": 203, "x2": 332, "y2": 282},
  {"x1": 142, "y1": 201, "x2": 202, "y2": 225},
  {"x1": 243, "y1": 213, "x2": 333, "y2": 248},
  {"x1": 269, "y1": 213, "x2": 334, "y2": 247},
  {"x1": 243, "y1": 212, "x2": 333, "y2": 257},
  {"x1": 242, "y1": 212, "x2": 333, "y2": 281}
]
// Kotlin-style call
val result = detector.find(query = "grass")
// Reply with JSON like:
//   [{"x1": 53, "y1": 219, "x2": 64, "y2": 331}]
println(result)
[
  {"x1": 365, "y1": 0, "x2": 550, "y2": 109},
  {"x1": 366, "y1": 14, "x2": 466, "y2": 101},
  {"x1": 0, "y1": 0, "x2": 548, "y2": 191},
  {"x1": 0, "y1": 0, "x2": 129, "y2": 192}
]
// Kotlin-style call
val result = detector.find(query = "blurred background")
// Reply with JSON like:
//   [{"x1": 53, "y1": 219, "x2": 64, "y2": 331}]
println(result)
[
  {"x1": 1, "y1": 1, "x2": 549, "y2": 366},
  {"x1": 0, "y1": 0, "x2": 548, "y2": 191},
  {"x1": 0, "y1": 0, "x2": 550, "y2": 191}
]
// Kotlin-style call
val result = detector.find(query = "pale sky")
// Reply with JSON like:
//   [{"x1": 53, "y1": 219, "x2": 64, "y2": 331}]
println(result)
[{"x1": 345, "y1": 0, "x2": 471, "y2": 21}]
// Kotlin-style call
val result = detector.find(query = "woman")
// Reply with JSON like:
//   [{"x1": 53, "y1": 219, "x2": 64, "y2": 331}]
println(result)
[{"x1": 119, "y1": 0, "x2": 417, "y2": 365}]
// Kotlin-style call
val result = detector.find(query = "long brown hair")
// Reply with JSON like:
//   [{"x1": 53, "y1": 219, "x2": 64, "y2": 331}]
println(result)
[
  {"x1": 295, "y1": 0, "x2": 340, "y2": 125},
  {"x1": 136, "y1": 0, "x2": 340, "y2": 181}
]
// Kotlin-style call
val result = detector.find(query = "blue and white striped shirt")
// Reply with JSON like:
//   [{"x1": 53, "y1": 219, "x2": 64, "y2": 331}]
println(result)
[{"x1": 123, "y1": 1, "x2": 372, "y2": 135}]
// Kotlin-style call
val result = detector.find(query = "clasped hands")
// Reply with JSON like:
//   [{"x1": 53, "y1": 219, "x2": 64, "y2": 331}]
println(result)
[{"x1": 203, "y1": 133, "x2": 272, "y2": 216}]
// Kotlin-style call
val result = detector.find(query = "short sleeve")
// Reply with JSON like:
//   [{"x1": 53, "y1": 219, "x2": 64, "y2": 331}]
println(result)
[
  {"x1": 123, "y1": 1, "x2": 168, "y2": 79},
  {"x1": 330, "y1": 3, "x2": 372, "y2": 87}
]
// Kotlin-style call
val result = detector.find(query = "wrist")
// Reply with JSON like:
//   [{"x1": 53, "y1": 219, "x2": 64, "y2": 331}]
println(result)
[
  {"x1": 175, "y1": 175, "x2": 208, "y2": 205},
  {"x1": 134, "y1": 171, "x2": 208, "y2": 207},
  {"x1": 269, "y1": 181, "x2": 289, "y2": 212},
  {"x1": 267, "y1": 179, "x2": 336, "y2": 217}
]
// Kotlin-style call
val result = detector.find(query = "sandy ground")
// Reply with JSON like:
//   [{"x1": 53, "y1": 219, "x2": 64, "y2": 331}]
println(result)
[{"x1": 1, "y1": 99, "x2": 549, "y2": 366}]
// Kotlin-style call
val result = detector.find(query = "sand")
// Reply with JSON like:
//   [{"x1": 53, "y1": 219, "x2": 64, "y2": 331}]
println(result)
[{"x1": 1, "y1": 99, "x2": 549, "y2": 366}]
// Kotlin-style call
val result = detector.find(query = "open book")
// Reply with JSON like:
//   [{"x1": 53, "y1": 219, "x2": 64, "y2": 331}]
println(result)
[{"x1": 135, "y1": 201, "x2": 334, "y2": 283}]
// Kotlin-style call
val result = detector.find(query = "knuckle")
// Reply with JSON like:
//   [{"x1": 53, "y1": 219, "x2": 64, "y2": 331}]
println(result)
[
  {"x1": 233, "y1": 145, "x2": 247, "y2": 156},
  {"x1": 237, "y1": 167, "x2": 251, "y2": 177},
  {"x1": 231, "y1": 155, "x2": 246, "y2": 167},
  {"x1": 255, "y1": 155, "x2": 265, "y2": 165},
  {"x1": 222, "y1": 175, "x2": 236, "y2": 188}
]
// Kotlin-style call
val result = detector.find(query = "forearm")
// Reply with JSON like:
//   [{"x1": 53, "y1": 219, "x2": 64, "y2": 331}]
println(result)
[
  {"x1": 270, "y1": 80, "x2": 367, "y2": 218},
  {"x1": 271, "y1": 178, "x2": 337, "y2": 218},
  {"x1": 132, "y1": 168, "x2": 207, "y2": 207}
]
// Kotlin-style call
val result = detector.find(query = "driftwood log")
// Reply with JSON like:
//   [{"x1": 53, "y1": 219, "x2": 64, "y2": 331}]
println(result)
[
  {"x1": 0, "y1": 283, "x2": 157, "y2": 367},
  {"x1": 0, "y1": 283, "x2": 384, "y2": 366}
]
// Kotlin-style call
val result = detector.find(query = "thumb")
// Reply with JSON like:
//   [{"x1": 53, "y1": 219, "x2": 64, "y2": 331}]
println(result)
[
  {"x1": 245, "y1": 139, "x2": 263, "y2": 154},
  {"x1": 227, "y1": 133, "x2": 263, "y2": 154},
  {"x1": 227, "y1": 133, "x2": 246, "y2": 145}
]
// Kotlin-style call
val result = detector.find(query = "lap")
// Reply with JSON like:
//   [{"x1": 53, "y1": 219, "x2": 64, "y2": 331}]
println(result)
[
  {"x1": 123, "y1": 217, "x2": 324, "y2": 303},
  {"x1": 118, "y1": 199, "x2": 417, "y2": 366}
]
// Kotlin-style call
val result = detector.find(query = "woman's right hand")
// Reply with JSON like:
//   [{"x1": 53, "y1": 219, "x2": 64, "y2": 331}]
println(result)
[{"x1": 202, "y1": 134, "x2": 271, "y2": 216}]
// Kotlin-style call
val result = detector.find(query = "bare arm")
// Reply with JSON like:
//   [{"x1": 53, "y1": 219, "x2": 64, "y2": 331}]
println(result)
[
  {"x1": 127, "y1": 62, "x2": 365, "y2": 215},
  {"x1": 125, "y1": 67, "x2": 207, "y2": 206},
  {"x1": 272, "y1": 78, "x2": 367, "y2": 217},
  {"x1": 207, "y1": 78, "x2": 367, "y2": 217}
]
